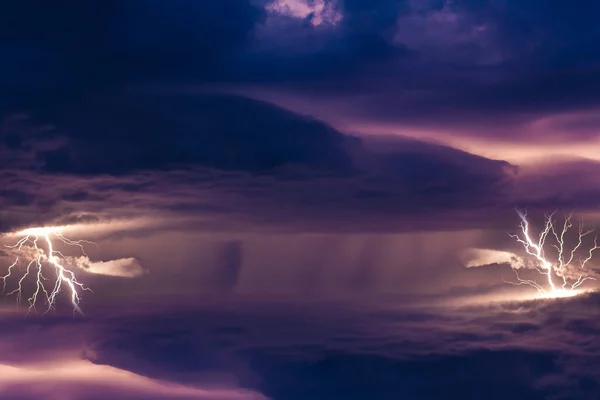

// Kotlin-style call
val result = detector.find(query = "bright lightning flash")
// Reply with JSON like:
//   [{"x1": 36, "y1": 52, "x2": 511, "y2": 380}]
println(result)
[
  {"x1": 1, "y1": 226, "x2": 95, "y2": 315},
  {"x1": 506, "y1": 210, "x2": 599, "y2": 299}
]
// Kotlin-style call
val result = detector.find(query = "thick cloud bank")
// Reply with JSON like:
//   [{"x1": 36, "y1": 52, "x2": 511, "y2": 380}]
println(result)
[
  {"x1": 0, "y1": 92, "x2": 517, "y2": 233},
  {"x1": 3, "y1": 295, "x2": 600, "y2": 399}
]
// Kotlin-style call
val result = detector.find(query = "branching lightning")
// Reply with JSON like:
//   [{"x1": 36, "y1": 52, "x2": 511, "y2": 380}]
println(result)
[
  {"x1": 506, "y1": 209, "x2": 599, "y2": 298},
  {"x1": 1, "y1": 226, "x2": 94, "y2": 315}
]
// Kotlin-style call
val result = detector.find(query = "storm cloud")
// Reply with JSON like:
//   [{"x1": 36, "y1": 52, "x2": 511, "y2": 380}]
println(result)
[{"x1": 2, "y1": 2, "x2": 600, "y2": 398}]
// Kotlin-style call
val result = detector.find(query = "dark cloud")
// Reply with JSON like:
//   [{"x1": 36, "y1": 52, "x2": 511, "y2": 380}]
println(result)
[
  {"x1": 0, "y1": 313, "x2": 265, "y2": 400},
  {"x1": 4, "y1": 296, "x2": 600, "y2": 398},
  {"x1": 231, "y1": 0, "x2": 600, "y2": 146},
  {"x1": 1, "y1": 2, "x2": 600, "y2": 399},
  {"x1": 511, "y1": 158, "x2": 600, "y2": 209},
  {"x1": 244, "y1": 0, "x2": 415, "y2": 84},
  {"x1": 1, "y1": 294, "x2": 592, "y2": 400},
  {"x1": 3, "y1": 0, "x2": 600, "y2": 145},
  {"x1": 4, "y1": 93, "x2": 358, "y2": 175},
  {"x1": 0, "y1": 92, "x2": 516, "y2": 232}
]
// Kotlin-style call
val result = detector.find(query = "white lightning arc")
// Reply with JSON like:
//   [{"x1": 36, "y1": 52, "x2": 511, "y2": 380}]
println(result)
[
  {"x1": 506, "y1": 210, "x2": 599, "y2": 298},
  {"x1": 1, "y1": 227, "x2": 94, "y2": 315}
]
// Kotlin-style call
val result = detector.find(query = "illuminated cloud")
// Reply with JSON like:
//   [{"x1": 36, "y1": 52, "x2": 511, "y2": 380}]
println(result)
[
  {"x1": 0, "y1": 315, "x2": 266, "y2": 399},
  {"x1": 66, "y1": 256, "x2": 145, "y2": 278},
  {"x1": 266, "y1": 0, "x2": 342, "y2": 26},
  {"x1": 461, "y1": 248, "x2": 525, "y2": 270},
  {"x1": 0, "y1": 360, "x2": 266, "y2": 400}
]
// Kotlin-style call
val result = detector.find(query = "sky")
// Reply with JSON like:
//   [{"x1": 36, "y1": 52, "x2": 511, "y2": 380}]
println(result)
[{"x1": 2, "y1": 1, "x2": 600, "y2": 399}]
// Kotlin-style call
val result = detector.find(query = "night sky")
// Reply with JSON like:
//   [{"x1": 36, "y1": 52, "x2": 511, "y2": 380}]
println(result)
[{"x1": 2, "y1": 1, "x2": 600, "y2": 399}]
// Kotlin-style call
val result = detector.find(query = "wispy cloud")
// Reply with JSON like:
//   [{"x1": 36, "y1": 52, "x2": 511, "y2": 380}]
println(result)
[
  {"x1": 461, "y1": 248, "x2": 525, "y2": 270},
  {"x1": 65, "y1": 256, "x2": 145, "y2": 278}
]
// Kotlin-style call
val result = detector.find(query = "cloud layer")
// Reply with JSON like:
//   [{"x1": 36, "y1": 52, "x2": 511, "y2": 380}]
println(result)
[
  {"x1": 0, "y1": 360, "x2": 265, "y2": 400},
  {"x1": 3, "y1": 0, "x2": 600, "y2": 236},
  {"x1": 3, "y1": 295, "x2": 600, "y2": 399},
  {"x1": 2, "y1": 2, "x2": 600, "y2": 398},
  {"x1": 0, "y1": 91, "x2": 519, "y2": 233}
]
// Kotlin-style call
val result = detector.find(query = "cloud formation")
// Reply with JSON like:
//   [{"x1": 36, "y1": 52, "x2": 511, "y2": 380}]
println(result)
[
  {"x1": 66, "y1": 256, "x2": 145, "y2": 279},
  {"x1": 2, "y1": 2, "x2": 600, "y2": 397},
  {"x1": 71, "y1": 295, "x2": 600, "y2": 399},
  {"x1": 0, "y1": 360, "x2": 265, "y2": 400},
  {"x1": 0, "y1": 314, "x2": 266, "y2": 400},
  {"x1": 461, "y1": 248, "x2": 525, "y2": 270},
  {"x1": 2, "y1": 0, "x2": 599, "y2": 237},
  {"x1": 0, "y1": 91, "x2": 517, "y2": 233},
  {"x1": 266, "y1": 0, "x2": 343, "y2": 26}
]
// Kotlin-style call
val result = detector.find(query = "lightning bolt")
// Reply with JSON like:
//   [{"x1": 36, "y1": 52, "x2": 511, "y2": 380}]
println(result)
[
  {"x1": 1, "y1": 226, "x2": 94, "y2": 315},
  {"x1": 506, "y1": 209, "x2": 599, "y2": 297}
]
